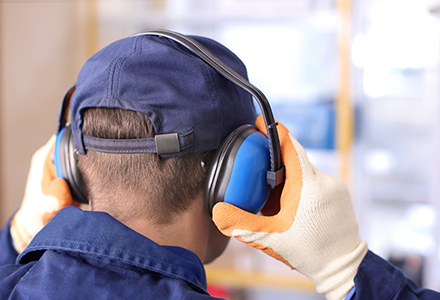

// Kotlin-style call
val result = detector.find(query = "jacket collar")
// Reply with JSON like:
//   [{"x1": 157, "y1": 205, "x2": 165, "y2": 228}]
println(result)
[{"x1": 18, "y1": 206, "x2": 207, "y2": 291}]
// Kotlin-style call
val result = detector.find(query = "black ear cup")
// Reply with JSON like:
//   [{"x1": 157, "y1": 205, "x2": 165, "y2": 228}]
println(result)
[
  {"x1": 204, "y1": 125, "x2": 271, "y2": 215},
  {"x1": 55, "y1": 125, "x2": 88, "y2": 204}
]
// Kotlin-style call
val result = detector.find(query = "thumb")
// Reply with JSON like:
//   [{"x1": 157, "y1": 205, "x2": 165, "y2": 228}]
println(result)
[
  {"x1": 212, "y1": 200, "x2": 291, "y2": 236},
  {"x1": 41, "y1": 141, "x2": 74, "y2": 207},
  {"x1": 212, "y1": 202, "x2": 269, "y2": 236},
  {"x1": 212, "y1": 201, "x2": 295, "y2": 270}
]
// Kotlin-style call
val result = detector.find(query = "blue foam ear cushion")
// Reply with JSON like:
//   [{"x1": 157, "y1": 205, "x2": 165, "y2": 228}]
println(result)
[
  {"x1": 223, "y1": 130, "x2": 270, "y2": 213},
  {"x1": 54, "y1": 127, "x2": 67, "y2": 178},
  {"x1": 205, "y1": 125, "x2": 271, "y2": 214}
]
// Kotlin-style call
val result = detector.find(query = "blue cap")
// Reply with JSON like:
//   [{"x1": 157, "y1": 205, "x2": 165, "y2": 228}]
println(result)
[{"x1": 70, "y1": 33, "x2": 257, "y2": 157}]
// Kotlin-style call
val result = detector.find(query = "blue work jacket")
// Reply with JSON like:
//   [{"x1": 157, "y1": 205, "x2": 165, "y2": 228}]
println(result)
[{"x1": 0, "y1": 206, "x2": 439, "y2": 299}]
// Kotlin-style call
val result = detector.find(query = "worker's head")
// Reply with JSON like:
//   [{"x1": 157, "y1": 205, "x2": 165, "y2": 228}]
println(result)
[{"x1": 66, "y1": 32, "x2": 257, "y2": 262}]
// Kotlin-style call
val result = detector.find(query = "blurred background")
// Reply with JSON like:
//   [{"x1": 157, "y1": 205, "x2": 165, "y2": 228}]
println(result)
[{"x1": 1, "y1": 0, "x2": 440, "y2": 299}]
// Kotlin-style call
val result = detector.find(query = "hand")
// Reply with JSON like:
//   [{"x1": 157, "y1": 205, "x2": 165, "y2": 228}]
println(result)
[
  {"x1": 212, "y1": 116, "x2": 368, "y2": 300},
  {"x1": 10, "y1": 136, "x2": 78, "y2": 253}
]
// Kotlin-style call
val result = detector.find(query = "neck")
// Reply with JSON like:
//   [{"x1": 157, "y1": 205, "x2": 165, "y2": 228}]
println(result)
[
  {"x1": 121, "y1": 197, "x2": 213, "y2": 262},
  {"x1": 92, "y1": 193, "x2": 230, "y2": 264}
]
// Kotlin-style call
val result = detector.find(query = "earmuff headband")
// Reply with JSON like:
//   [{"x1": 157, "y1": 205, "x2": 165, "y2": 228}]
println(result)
[
  {"x1": 57, "y1": 85, "x2": 75, "y2": 133},
  {"x1": 134, "y1": 29, "x2": 285, "y2": 189}
]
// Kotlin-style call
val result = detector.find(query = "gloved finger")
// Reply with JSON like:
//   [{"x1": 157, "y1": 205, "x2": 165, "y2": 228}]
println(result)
[
  {"x1": 41, "y1": 139, "x2": 57, "y2": 193},
  {"x1": 41, "y1": 137, "x2": 78, "y2": 224},
  {"x1": 213, "y1": 202, "x2": 268, "y2": 236},
  {"x1": 30, "y1": 136, "x2": 56, "y2": 173},
  {"x1": 255, "y1": 116, "x2": 316, "y2": 214},
  {"x1": 255, "y1": 115, "x2": 313, "y2": 176}
]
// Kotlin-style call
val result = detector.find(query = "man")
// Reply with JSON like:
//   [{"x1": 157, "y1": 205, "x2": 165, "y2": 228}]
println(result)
[{"x1": 0, "y1": 31, "x2": 439, "y2": 299}]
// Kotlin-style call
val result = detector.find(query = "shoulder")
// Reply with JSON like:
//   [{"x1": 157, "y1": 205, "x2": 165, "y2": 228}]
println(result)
[
  {"x1": 0, "y1": 262, "x2": 35, "y2": 298},
  {"x1": 3, "y1": 249, "x2": 220, "y2": 299},
  {"x1": 351, "y1": 251, "x2": 440, "y2": 299}
]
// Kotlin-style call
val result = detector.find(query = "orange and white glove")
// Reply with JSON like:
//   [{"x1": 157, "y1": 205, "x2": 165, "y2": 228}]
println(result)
[
  {"x1": 212, "y1": 116, "x2": 368, "y2": 300},
  {"x1": 10, "y1": 136, "x2": 77, "y2": 253}
]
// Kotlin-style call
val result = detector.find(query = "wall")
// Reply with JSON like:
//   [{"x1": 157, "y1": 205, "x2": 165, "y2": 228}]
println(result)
[{"x1": 0, "y1": 1, "x2": 91, "y2": 226}]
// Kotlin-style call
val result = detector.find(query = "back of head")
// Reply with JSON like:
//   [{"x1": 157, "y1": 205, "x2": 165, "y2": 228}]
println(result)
[
  {"x1": 71, "y1": 32, "x2": 257, "y2": 223},
  {"x1": 77, "y1": 108, "x2": 208, "y2": 224}
]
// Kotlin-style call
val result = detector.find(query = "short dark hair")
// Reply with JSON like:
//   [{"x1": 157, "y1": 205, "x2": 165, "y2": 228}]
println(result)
[{"x1": 77, "y1": 108, "x2": 210, "y2": 224}]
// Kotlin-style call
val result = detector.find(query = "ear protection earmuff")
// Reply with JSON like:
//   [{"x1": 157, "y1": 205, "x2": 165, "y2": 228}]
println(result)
[
  {"x1": 54, "y1": 86, "x2": 88, "y2": 204},
  {"x1": 204, "y1": 125, "x2": 272, "y2": 214},
  {"x1": 54, "y1": 29, "x2": 285, "y2": 213}
]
